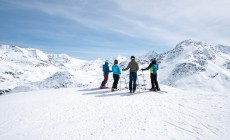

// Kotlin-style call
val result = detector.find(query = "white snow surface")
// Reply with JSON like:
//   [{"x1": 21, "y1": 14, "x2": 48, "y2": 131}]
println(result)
[
  {"x1": 0, "y1": 87, "x2": 229, "y2": 140},
  {"x1": 0, "y1": 40, "x2": 230, "y2": 139}
]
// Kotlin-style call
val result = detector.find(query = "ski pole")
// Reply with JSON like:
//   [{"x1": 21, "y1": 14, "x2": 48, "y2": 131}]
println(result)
[
  {"x1": 124, "y1": 73, "x2": 128, "y2": 89},
  {"x1": 142, "y1": 70, "x2": 146, "y2": 90},
  {"x1": 124, "y1": 74, "x2": 129, "y2": 91},
  {"x1": 106, "y1": 75, "x2": 109, "y2": 88},
  {"x1": 136, "y1": 75, "x2": 141, "y2": 93},
  {"x1": 119, "y1": 77, "x2": 121, "y2": 90}
]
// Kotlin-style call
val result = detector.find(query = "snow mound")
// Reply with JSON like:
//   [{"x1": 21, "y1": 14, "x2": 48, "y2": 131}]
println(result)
[{"x1": 36, "y1": 71, "x2": 75, "y2": 89}]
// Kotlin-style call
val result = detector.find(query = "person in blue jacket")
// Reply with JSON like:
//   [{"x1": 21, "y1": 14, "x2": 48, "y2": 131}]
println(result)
[
  {"x1": 141, "y1": 58, "x2": 160, "y2": 91},
  {"x1": 100, "y1": 60, "x2": 112, "y2": 88},
  {"x1": 112, "y1": 59, "x2": 122, "y2": 91}
]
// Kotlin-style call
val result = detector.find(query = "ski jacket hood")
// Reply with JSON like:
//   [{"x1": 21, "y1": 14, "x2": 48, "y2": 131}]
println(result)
[{"x1": 103, "y1": 63, "x2": 111, "y2": 74}]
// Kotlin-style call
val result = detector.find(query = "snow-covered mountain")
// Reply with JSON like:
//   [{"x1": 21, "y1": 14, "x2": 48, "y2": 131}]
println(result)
[
  {"x1": 135, "y1": 39, "x2": 230, "y2": 92},
  {"x1": 0, "y1": 45, "x2": 103, "y2": 93},
  {"x1": 155, "y1": 40, "x2": 230, "y2": 91},
  {"x1": 0, "y1": 39, "x2": 230, "y2": 94}
]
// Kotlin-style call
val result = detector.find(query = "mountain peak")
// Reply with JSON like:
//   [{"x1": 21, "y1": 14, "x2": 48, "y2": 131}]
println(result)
[
  {"x1": 175, "y1": 39, "x2": 209, "y2": 49},
  {"x1": 215, "y1": 44, "x2": 230, "y2": 54},
  {"x1": 0, "y1": 44, "x2": 22, "y2": 52}
]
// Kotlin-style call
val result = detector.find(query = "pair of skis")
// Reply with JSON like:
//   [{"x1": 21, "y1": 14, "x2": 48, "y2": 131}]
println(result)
[
  {"x1": 111, "y1": 87, "x2": 128, "y2": 92},
  {"x1": 139, "y1": 71, "x2": 168, "y2": 93},
  {"x1": 99, "y1": 71, "x2": 167, "y2": 93},
  {"x1": 148, "y1": 89, "x2": 168, "y2": 93}
]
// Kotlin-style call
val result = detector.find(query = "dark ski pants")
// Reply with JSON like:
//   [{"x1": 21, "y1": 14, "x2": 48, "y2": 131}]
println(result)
[
  {"x1": 101, "y1": 74, "x2": 109, "y2": 86},
  {"x1": 151, "y1": 73, "x2": 159, "y2": 90},
  {"x1": 112, "y1": 74, "x2": 120, "y2": 89},
  {"x1": 129, "y1": 72, "x2": 137, "y2": 91}
]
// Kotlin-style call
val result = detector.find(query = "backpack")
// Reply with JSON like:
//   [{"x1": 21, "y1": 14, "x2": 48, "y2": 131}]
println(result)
[{"x1": 152, "y1": 64, "x2": 158, "y2": 74}]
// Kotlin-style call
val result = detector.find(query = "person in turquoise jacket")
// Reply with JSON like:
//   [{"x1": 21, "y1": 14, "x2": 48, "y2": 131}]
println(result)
[{"x1": 112, "y1": 59, "x2": 122, "y2": 91}]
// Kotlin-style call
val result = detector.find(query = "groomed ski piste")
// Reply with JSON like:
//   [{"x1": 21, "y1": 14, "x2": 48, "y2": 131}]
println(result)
[
  {"x1": 0, "y1": 40, "x2": 230, "y2": 140},
  {"x1": 0, "y1": 85, "x2": 229, "y2": 140}
]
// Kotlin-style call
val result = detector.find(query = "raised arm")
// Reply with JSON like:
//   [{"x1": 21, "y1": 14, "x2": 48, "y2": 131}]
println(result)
[
  {"x1": 141, "y1": 63, "x2": 152, "y2": 71},
  {"x1": 122, "y1": 62, "x2": 130, "y2": 71}
]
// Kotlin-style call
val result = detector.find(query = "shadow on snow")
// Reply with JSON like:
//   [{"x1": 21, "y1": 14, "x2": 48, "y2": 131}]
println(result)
[{"x1": 80, "y1": 89, "x2": 153, "y2": 97}]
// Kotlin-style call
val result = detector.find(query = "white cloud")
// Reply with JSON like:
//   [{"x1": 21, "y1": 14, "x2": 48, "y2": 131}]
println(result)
[
  {"x1": 114, "y1": 0, "x2": 230, "y2": 44},
  {"x1": 3, "y1": 0, "x2": 230, "y2": 46}
]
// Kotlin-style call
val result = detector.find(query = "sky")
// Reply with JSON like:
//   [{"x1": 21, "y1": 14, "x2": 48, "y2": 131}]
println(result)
[{"x1": 0, "y1": 0, "x2": 230, "y2": 60}]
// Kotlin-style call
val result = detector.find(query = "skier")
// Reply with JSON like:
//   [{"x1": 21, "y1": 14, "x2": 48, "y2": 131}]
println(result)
[
  {"x1": 112, "y1": 59, "x2": 122, "y2": 91},
  {"x1": 122, "y1": 56, "x2": 139, "y2": 93},
  {"x1": 141, "y1": 58, "x2": 160, "y2": 91},
  {"x1": 100, "y1": 60, "x2": 112, "y2": 89}
]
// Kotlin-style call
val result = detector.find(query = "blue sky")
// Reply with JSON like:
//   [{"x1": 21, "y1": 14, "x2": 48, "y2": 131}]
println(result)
[{"x1": 0, "y1": 0, "x2": 230, "y2": 60}]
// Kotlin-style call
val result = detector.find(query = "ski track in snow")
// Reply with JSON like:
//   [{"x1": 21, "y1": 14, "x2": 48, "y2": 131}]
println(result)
[{"x1": 0, "y1": 87, "x2": 229, "y2": 140}]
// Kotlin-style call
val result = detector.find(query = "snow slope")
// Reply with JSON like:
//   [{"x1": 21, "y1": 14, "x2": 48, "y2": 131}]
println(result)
[
  {"x1": 0, "y1": 87, "x2": 229, "y2": 140},
  {"x1": 0, "y1": 40, "x2": 230, "y2": 140}
]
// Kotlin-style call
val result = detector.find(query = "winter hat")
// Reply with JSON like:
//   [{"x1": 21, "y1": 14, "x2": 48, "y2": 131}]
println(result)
[
  {"x1": 151, "y1": 58, "x2": 157, "y2": 64},
  {"x1": 151, "y1": 58, "x2": 156, "y2": 61},
  {"x1": 114, "y1": 59, "x2": 118, "y2": 64},
  {"x1": 105, "y1": 60, "x2": 109, "y2": 64},
  {"x1": 130, "y1": 56, "x2": 135, "y2": 60}
]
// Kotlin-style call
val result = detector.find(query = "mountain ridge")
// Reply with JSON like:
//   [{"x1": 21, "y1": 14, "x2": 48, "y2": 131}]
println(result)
[{"x1": 0, "y1": 40, "x2": 230, "y2": 94}]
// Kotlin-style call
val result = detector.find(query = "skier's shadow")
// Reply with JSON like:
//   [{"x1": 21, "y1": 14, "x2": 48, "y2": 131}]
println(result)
[
  {"x1": 82, "y1": 90, "x2": 111, "y2": 95},
  {"x1": 80, "y1": 87, "x2": 152, "y2": 97},
  {"x1": 82, "y1": 90, "x2": 150, "y2": 97},
  {"x1": 78, "y1": 88, "x2": 101, "y2": 92},
  {"x1": 95, "y1": 92, "x2": 130, "y2": 97},
  {"x1": 81, "y1": 89, "x2": 131, "y2": 97}
]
